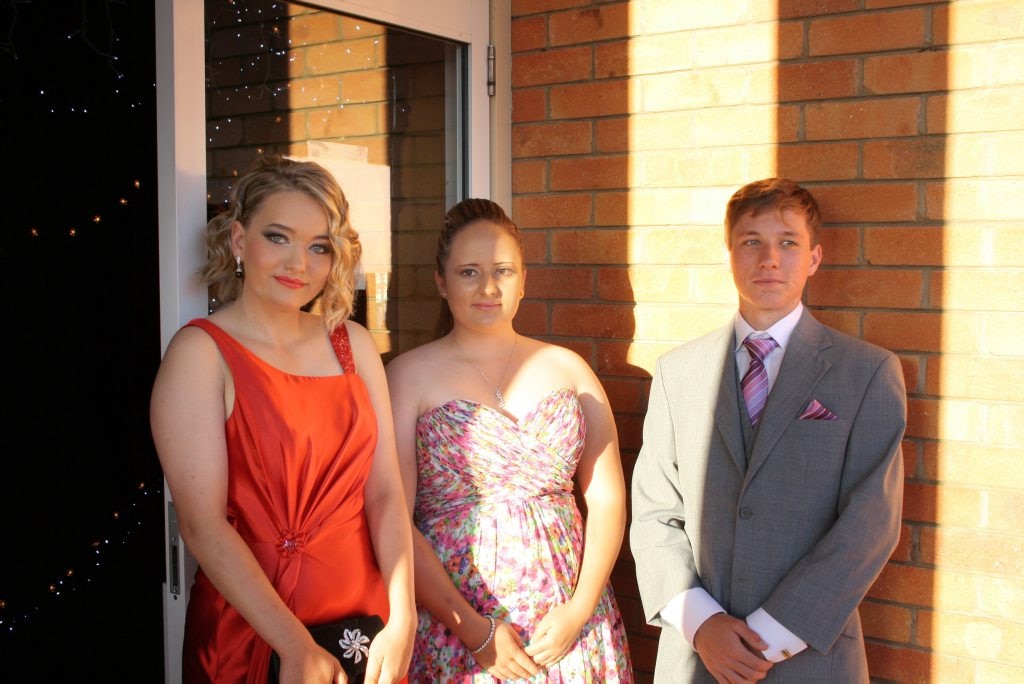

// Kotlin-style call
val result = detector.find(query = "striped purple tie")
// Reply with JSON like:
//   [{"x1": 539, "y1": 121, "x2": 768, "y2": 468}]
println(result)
[{"x1": 741, "y1": 335, "x2": 778, "y2": 426}]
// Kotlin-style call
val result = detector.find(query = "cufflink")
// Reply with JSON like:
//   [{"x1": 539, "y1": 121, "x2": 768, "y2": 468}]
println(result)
[{"x1": 781, "y1": 649, "x2": 792, "y2": 659}]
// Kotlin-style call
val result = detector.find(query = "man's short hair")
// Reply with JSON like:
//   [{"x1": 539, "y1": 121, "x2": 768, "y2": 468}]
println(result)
[{"x1": 724, "y1": 177, "x2": 823, "y2": 247}]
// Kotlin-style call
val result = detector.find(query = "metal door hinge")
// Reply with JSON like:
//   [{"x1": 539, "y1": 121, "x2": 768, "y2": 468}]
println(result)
[{"x1": 487, "y1": 44, "x2": 495, "y2": 96}]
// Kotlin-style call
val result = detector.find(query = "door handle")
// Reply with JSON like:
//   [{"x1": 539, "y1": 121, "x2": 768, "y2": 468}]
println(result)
[{"x1": 167, "y1": 500, "x2": 181, "y2": 596}]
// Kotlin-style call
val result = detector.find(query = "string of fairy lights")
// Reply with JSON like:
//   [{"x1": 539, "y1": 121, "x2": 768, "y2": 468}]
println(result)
[
  {"x1": 205, "y1": 0, "x2": 384, "y2": 150},
  {"x1": 3, "y1": 0, "x2": 386, "y2": 637},
  {"x1": 8, "y1": 0, "x2": 147, "y2": 244},
  {"x1": 0, "y1": 481, "x2": 160, "y2": 634},
  {"x1": 1, "y1": 1, "x2": 159, "y2": 637},
  {"x1": 18, "y1": 177, "x2": 144, "y2": 242}
]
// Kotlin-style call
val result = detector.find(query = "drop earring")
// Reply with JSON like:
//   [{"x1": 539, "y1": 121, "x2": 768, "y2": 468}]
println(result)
[{"x1": 235, "y1": 255, "x2": 244, "y2": 278}]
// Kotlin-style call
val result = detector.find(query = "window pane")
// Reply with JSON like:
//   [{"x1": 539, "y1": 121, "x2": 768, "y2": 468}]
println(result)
[{"x1": 205, "y1": 1, "x2": 465, "y2": 357}]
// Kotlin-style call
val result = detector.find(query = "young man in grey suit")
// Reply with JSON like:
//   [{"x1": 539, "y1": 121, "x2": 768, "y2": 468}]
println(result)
[{"x1": 630, "y1": 178, "x2": 906, "y2": 683}]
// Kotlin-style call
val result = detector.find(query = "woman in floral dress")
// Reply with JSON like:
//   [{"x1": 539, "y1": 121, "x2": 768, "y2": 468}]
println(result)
[{"x1": 386, "y1": 198, "x2": 633, "y2": 682}]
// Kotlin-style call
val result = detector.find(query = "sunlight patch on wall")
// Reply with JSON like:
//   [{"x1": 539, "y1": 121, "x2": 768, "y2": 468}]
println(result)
[{"x1": 624, "y1": 1, "x2": 780, "y2": 367}]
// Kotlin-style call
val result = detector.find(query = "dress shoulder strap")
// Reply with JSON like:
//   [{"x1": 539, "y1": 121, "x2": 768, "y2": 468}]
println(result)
[
  {"x1": 186, "y1": 318, "x2": 236, "y2": 352},
  {"x1": 330, "y1": 322, "x2": 356, "y2": 375},
  {"x1": 184, "y1": 318, "x2": 247, "y2": 367}
]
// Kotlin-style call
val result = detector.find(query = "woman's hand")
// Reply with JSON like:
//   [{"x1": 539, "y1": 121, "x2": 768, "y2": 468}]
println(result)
[
  {"x1": 277, "y1": 642, "x2": 345, "y2": 684},
  {"x1": 364, "y1": 618, "x2": 415, "y2": 684},
  {"x1": 470, "y1": 618, "x2": 542, "y2": 681},
  {"x1": 523, "y1": 600, "x2": 589, "y2": 668}
]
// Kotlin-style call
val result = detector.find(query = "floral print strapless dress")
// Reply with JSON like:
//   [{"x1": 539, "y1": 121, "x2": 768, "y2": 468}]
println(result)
[{"x1": 410, "y1": 388, "x2": 632, "y2": 682}]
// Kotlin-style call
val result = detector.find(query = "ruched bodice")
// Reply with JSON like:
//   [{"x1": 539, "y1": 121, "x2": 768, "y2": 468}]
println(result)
[{"x1": 411, "y1": 388, "x2": 632, "y2": 682}]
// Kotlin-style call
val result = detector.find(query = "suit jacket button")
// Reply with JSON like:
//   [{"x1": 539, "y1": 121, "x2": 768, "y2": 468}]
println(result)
[{"x1": 739, "y1": 507, "x2": 753, "y2": 519}]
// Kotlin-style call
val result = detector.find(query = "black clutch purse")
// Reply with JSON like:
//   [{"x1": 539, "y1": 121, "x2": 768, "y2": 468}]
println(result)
[{"x1": 268, "y1": 614, "x2": 385, "y2": 684}]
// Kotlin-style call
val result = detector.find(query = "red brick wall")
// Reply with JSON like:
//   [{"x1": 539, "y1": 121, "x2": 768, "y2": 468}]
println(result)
[{"x1": 509, "y1": 1, "x2": 1024, "y2": 681}]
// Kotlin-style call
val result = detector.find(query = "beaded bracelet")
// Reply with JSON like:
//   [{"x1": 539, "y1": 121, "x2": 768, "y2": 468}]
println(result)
[{"x1": 469, "y1": 616, "x2": 496, "y2": 655}]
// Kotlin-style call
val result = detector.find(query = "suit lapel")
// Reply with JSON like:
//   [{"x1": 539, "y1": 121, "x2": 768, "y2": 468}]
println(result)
[
  {"x1": 710, "y1": 327, "x2": 747, "y2": 475},
  {"x1": 745, "y1": 310, "x2": 833, "y2": 482}
]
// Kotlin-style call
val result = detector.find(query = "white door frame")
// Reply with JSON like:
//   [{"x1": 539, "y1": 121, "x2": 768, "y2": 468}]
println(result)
[{"x1": 154, "y1": 1, "x2": 506, "y2": 681}]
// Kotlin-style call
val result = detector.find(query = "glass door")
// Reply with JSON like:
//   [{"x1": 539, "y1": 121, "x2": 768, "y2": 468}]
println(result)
[{"x1": 156, "y1": 1, "x2": 491, "y2": 679}]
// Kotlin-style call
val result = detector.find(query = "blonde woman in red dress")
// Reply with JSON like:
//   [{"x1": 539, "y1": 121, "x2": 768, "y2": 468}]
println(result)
[{"x1": 151, "y1": 156, "x2": 414, "y2": 684}]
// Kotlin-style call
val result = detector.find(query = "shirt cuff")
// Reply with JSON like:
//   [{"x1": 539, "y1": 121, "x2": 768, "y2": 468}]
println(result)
[
  {"x1": 659, "y1": 588, "x2": 725, "y2": 647},
  {"x1": 745, "y1": 607, "x2": 808, "y2": 663}
]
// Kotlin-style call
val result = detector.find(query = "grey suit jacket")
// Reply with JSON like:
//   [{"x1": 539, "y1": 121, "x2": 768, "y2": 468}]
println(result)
[{"x1": 630, "y1": 310, "x2": 906, "y2": 683}]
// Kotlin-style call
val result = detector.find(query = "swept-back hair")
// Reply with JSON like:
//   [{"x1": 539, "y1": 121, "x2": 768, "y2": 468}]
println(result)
[
  {"x1": 434, "y1": 198, "x2": 523, "y2": 338},
  {"x1": 724, "y1": 177, "x2": 823, "y2": 247}
]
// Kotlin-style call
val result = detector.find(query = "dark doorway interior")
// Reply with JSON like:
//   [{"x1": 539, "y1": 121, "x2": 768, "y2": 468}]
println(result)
[{"x1": 0, "y1": 1, "x2": 164, "y2": 680}]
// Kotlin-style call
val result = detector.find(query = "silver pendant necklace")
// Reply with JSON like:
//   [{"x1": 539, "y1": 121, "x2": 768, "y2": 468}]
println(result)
[{"x1": 453, "y1": 334, "x2": 519, "y2": 408}]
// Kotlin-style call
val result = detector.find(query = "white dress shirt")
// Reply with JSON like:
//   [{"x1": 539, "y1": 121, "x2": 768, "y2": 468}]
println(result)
[{"x1": 657, "y1": 303, "x2": 809, "y2": 663}]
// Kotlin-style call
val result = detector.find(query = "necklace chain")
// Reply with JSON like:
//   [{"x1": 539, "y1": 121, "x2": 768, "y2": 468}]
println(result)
[{"x1": 453, "y1": 334, "x2": 518, "y2": 408}]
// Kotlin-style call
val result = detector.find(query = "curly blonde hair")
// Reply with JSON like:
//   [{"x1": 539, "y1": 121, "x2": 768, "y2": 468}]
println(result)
[{"x1": 201, "y1": 155, "x2": 361, "y2": 331}]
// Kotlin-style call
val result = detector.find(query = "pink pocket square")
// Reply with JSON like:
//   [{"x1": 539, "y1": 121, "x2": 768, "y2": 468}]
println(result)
[{"x1": 800, "y1": 399, "x2": 838, "y2": 421}]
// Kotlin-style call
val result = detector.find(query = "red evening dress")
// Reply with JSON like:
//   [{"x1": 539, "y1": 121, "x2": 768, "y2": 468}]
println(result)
[{"x1": 181, "y1": 319, "x2": 393, "y2": 684}]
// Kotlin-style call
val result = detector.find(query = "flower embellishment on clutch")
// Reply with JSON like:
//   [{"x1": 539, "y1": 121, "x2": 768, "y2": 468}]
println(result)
[
  {"x1": 340, "y1": 627, "x2": 372, "y2": 664},
  {"x1": 268, "y1": 614, "x2": 384, "y2": 684}
]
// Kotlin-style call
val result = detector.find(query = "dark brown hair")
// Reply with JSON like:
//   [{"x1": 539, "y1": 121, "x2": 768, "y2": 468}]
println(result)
[{"x1": 434, "y1": 198, "x2": 523, "y2": 338}]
